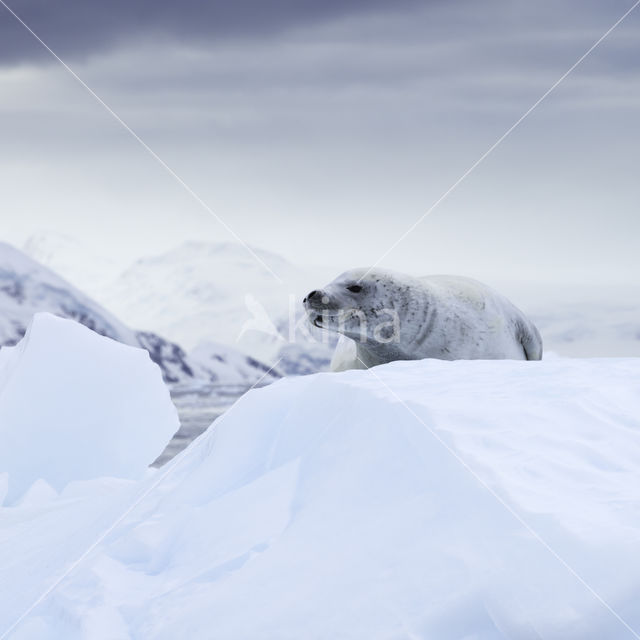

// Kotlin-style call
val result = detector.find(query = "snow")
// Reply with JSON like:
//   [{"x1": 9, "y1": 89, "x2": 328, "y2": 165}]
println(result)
[
  {"x1": 0, "y1": 313, "x2": 179, "y2": 504},
  {"x1": 1, "y1": 241, "x2": 278, "y2": 387},
  {"x1": 2, "y1": 320, "x2": 640, "y2": 638},
  {"x1": 498, "y1": 280, "x2": 640, "y2": 358},
  {"x1": 0, "y1": 241, "x2": 138, "y2": 348},
  {"x1": 24, "y1": 235, "x2": 336, "y2": 369},
  {"x1": 23, "y1": 231, "x2": 123, "y2": 293},
  {"x1": 92, "y1": 241, "x2": 326, "y2": 350}
]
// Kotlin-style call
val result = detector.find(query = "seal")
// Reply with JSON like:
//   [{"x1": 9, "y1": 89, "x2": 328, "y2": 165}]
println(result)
[{"x1": 303, "y1": 268, "x2": 542, "y2": 371}]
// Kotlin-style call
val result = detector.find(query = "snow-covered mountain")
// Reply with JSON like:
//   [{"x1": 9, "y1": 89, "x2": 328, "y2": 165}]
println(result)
[
  {"x1": 98, "y1": 241, "x2": 328, "y2": 348},
  {"x1": 92, "y1": 241, "x2": 335, "y2": 372},
  {"x1": 23, "y1": 230, "x2": 124, "y2": 293},
  {"x1": 23, "y1": 234, "x2": 336, "y2": 372},
  {"x1": 0, "y1": 242, "x2": 279, "y2": 386}
]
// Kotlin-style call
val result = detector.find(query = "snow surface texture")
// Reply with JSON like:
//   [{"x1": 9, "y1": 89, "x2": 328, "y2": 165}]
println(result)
[
  {"x1": 2, "y1": 318, "x2": 640, "y2": 639},
  {"x1": 0, "y1": 313, "x2": 179, "y2": 504},
  {"x1": 1, "y1": 242, "x2": 277, "y2": 387}
]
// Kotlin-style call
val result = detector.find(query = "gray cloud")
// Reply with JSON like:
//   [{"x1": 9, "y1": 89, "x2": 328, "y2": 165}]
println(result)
[
  {"x1": 0, "y1": 0, "x2": 428, "y2": 63},
  {"x1": 0, "y1": 0, "x2": 639, "y2": 284}
]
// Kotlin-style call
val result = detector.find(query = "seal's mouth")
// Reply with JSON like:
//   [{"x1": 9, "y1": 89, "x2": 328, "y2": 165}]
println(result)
[
  {"x1": 310, "y1": 309, "x2": 357, "y2": 330},
  {"x1": 310, "y1": 312, "x2": 340, "y2": 329},
  {"x1": 313, "y1": 313, "x2": 339, "y2": 328}
]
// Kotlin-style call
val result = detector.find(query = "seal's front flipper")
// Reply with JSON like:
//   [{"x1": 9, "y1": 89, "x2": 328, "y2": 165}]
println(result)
[{"x1": 330, "y1": 335, "x2": 363, "y2": 372}]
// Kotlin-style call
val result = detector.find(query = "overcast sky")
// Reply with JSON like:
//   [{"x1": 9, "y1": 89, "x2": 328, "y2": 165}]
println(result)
[{"x1": 1, "y1": 0, "x2": 639, "y2": 284}]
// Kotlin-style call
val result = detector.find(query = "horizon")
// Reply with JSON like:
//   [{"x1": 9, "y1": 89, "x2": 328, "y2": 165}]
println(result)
[{"x1": 7, "y1": 230, "x2": 640, "y2": 291}]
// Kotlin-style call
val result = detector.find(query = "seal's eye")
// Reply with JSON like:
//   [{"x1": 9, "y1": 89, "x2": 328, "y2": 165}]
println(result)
[{"x1": 347, "y1": 285, "x2": 362, "y2": 293}]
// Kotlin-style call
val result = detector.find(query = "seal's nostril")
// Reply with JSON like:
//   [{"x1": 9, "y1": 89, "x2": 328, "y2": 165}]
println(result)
[{"x1": 307, "y1": 290, "x2": 319, "y2": 301}]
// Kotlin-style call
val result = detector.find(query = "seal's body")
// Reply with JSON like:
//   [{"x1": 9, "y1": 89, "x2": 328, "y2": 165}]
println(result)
[{"x1": 303, "y1": 268, "x2": 542, "y2": 371}]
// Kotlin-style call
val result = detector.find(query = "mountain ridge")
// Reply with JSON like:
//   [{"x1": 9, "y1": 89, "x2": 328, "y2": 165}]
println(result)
[{"x1": 0, "y1": 241, "x2": 279, "y2": 386}]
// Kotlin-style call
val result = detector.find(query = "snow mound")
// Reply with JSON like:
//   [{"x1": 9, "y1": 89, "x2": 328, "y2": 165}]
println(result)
[
  {"x1": 3, "y1": 355, "x2": 640, "y2": 638},
  {"x1": 0, "y1": 313, "x2": 178, "y2": 504}
]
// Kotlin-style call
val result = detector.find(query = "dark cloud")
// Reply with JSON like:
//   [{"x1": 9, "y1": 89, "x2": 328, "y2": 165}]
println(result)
[{"x1": 0, "y1": 0, "x2": 426, "y2": 63}]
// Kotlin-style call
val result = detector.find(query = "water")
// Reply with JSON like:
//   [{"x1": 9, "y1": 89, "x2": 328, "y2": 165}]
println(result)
[{"x1": 152, "y1": 383, "x2": 266, "y2": 466}]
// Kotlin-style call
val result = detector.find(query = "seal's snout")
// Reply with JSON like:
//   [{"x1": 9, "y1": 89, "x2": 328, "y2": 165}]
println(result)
[{"x1": 303, "y1": 288, "x2": 332, "y2": 312}]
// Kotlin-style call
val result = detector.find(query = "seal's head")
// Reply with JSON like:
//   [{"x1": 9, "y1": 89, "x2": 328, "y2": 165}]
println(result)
[{"x1": 303, "y1": 268, "x2": 423, "y2": 347}]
